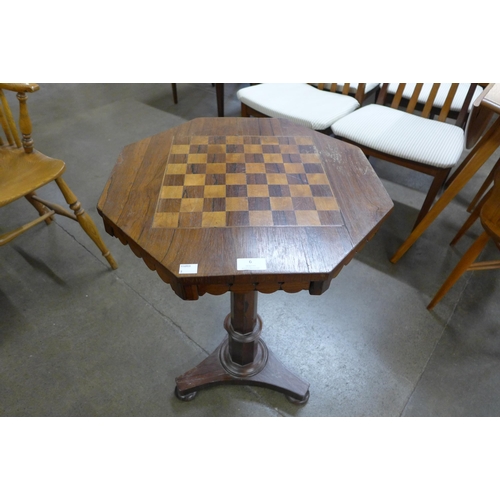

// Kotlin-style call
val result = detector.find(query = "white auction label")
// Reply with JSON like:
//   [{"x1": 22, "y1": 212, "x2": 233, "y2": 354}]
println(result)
[
  {"x1": 179, "y1": 264, "x2": 198, "y2": 274},
  {"x1": 237, "y1": 258, "x2": 267, "y2": 271}
]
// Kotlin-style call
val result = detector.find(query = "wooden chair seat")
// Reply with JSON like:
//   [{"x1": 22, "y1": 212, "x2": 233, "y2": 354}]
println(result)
[{"x1": 0, "y1": 148, "x2": 65, "y2": 206}]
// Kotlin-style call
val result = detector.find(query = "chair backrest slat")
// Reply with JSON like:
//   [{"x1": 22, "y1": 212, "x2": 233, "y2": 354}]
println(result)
[
  {"x1": 0, "y1": 89, "x2": 21, "y2": 147},
  {"x1": 406, "y1": 83, "x2": 424, "y2": 114},
  {"x1": 391, "y1": 84, "x2": 407, "y2": 109},
  {"x1": 421, "y1": 83, "x2": 441, "y2": 118},
  {"x1": 437, "y1": 83, "x2": 459, "y2": 122},
  {"x1": 456, "y1": 83, "x2": 479, "y2": 128},
  {"x1": 308, "y1": 83, "x2": 369, "y2": 104}
]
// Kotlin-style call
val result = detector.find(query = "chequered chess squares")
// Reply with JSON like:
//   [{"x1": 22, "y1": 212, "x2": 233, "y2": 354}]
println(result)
[{"x1": 153, "y1": 135, "x2": 343, "y2": 228}]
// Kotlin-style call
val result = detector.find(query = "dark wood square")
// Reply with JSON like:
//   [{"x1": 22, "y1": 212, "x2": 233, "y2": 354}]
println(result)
[
  {"x1": 248, "y1": 197, "x2": 271, "y2": 211},
  {"x1": 226, "y1": 185, "x2": 248, "y2": 197}
]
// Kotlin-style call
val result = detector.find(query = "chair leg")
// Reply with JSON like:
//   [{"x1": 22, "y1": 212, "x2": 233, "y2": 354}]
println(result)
[
  {"x1": 412, "y1": 168, "x2": 450, "y2": 230},
  {"x1": 450, "y1": 187, "x2": 492, "y2": 246},
  {"x1": 466, "y1": 156, "x2": 500, "y2": 213},
  {"x1": 25, "y1": 191, "x2": 54, "y2": 224},
  {"x1": 55, "y1": 177, "x2": 118, "y2": 270},
  {"x1": 427, "y1": 231, "x2": 490, "y2": 310},
  {"x1": 171, "y1": 83, "x2": 178, "y2": 104},
  {"x1": 241, "y1": 103, "x2": 250, "y2": 117}
]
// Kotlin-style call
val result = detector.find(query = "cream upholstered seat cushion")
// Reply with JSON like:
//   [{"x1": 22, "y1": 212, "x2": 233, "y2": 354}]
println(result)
[
  {"x1": 237, "y1": 83, "x2": 360, "y2": 130},
  {"x1": 332, "y1": 104, "x2": 465, "y2": 169},
  {"x1": 386, "y1": 83, "x2": 483, "y2": 112}
]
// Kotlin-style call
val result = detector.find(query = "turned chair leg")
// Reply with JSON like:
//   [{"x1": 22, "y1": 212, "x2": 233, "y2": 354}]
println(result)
[
  {"x1": 25, "y1": 191, "x2": 54, "y2": 224},
  {"x1": 55, "y1": 177, "x2": 118, "y2": 270},
  {"x1": 427, "y1": 231, "x2": 490, "y2": 310}
]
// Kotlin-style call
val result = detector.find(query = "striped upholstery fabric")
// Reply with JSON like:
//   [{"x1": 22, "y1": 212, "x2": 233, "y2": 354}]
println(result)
[
  {"x1": 386, "y1": 83, "x2": 483, "y2": 112},
  {"x1": 332, "y1": 104, "x2": 465, "y2": 169},
  {"x1": 237, "y1": 83, "x2": 360, "y2": 130}
]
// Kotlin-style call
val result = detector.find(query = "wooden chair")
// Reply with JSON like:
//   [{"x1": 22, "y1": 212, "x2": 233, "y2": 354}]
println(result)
[
  {"x1": 332, "y1": 83, "x2": 479, "y2": 229},
  {"x1": 237, "y1": 83, "x2": 379, "y2": 133},
  {"x1": 427, "y1": 167, "x2": 500, "y2": 309},
  {"x1": 0, "y1": 83, "x2": 117, "y2": 269}
]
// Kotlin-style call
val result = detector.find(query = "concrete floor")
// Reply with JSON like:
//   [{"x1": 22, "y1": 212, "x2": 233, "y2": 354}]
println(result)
[{"x1": 1, "y1": 83, "x2": 499, "y2": 417}]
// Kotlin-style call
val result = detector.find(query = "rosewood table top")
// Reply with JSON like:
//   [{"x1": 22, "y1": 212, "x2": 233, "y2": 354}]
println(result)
[{"x1": 98, "y1": 117, "x2": 393, "y2": 301}]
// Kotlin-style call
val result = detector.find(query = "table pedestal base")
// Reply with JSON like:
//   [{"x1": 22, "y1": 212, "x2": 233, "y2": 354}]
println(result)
[{"x1": 175, "y1": 292, "x2": 310, "y2": 404}]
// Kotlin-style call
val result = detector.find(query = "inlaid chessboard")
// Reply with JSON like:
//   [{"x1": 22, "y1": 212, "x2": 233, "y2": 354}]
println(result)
[{"x1": 153, "y1": 135, "x2": 343, "y2": 228}]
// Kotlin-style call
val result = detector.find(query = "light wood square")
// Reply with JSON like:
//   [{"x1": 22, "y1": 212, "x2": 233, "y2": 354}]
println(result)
[
  {"x1": 160, "y1": 186, "x2": 183, "y2": 199},
  {"x1": 191, "y1": 136, "x2": 209, "y2": 145},
  {"x1": 247, "y1": 185, "x2": 269, "y2": 197},
  {"x1": 184, "y1": 174, "x2": 206, "y2": 186},
  {"x1": 295, "y1": 136, "x2": 314, "y2": 145},
  {"x1": 226, "y1": 136, "x2": 244, "y2": 144},
  {"x1": 300, "y1": 154, "x2": 321, "y2": 163},
  {"x1": 202, "y1": 212, "x2": 226, "y2": 227},
  {"x1": 266, "y1": 173, "x2": 288, "y2": 185},
  {"x1": 270, "y1": 197, "x2": 294, "y2": 210},
  {"x1": 249, "y1": 211, "x2": 274, "y2": 226},
  {"x1": 283, "y1": 163, "x2": 306, "y2": 173},
  {"x1": 307, "y1": 173, "x2": 330, "y2": 185},
  {"x1": 226, "y1": 173, "x2": 247, "y2": 185},
  {"x1": 245, "y1": 163, "x2": 266, "y2": 173},
  {"x1": 263, "y1": 153, "x2": 283, "y2": 163},
  {"x1": 204, "y1": 185, "x2": 226, "y2": 198},
  {"x1": 226, "y1": 153, "x2": 245, "y2": 163},
  {"x1": 226, "y1": 197, "x2": 249, "y2": 211},
  {"x1": 279, "y1": 145, "x2": 300, "y2": 154},
  {"x1": 207, "y1": 144, "x2": 226, "y2": 154},
  {"x1": 180, "y1": 198, "x2": 204, "y2": 212},
  {"x1": 153, "y1": 212, "x2": 179, "y2": 228},
  {"x1": 313, "y1": 197, "x2": 339, "y2": 210},
  {"x1": 170, "y1": 145, "x2": 190, "y2": 154},
  {"x1": 261, "y1": 137, "x2": 279, "y2": 144},
  {"x1": 188, "y1": 154, "x2": 207, "y2": 163},
  {"x1": 295, "y1": 211, "x2": 321, "y2": 226},
  {"x1": 206, "y1": 163, "x2": 226, "y2": 174},
  {"x1": 289, "y1": 185, "x2": 312, "y2": 197},
  {"x1": 244, "y1": 144, "x2": 263, "y2": 153},
  {"x1": 166, "y1": 163, "x2": 187, "y2": 175}
]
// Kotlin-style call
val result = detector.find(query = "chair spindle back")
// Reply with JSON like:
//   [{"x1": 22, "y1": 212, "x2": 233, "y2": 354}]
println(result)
[{"x1": 0, "y1": 83, "x2": 40, "y2": 153}]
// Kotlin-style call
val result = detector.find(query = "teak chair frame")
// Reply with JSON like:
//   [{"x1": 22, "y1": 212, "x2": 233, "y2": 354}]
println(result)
[
  {"x1": 428, "y1": 167, "x2": 500, "y2": 309},
  {"x1": 336, "y1": 83, "x2": 479, "y2": 229},
  {"x1": 0, "y1": 83, "x2": 117, "y2": 269}
]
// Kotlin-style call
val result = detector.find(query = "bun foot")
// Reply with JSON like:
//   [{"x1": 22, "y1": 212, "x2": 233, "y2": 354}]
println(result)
[
  {"x1": 286, "y1": 390, "x2": 310, "y2": 405},
  {"x1": 175, "y1": 386, "x2": 197, "y2": 402}
]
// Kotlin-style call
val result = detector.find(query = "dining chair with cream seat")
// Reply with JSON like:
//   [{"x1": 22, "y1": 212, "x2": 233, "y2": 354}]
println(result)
[
  {"x1": 427, "y1": 166, "x2": 500, "y2": 310},
  {"x1": 0, "y1": 83, "x2": 117, "y2": 270},
  {"x1": 332, "y1": 83, "x2": 480, "y2": 229},
  {"x1": 237, "y1": 83, "x2": 378, "y2": 133}
]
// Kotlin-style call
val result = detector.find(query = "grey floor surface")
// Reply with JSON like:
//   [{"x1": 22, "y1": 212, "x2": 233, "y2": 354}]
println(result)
[{"x1": 1, "y1": 83, "x2": 499, "y2": 417}]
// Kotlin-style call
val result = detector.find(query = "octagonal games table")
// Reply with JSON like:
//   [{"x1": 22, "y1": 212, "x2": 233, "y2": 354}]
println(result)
[{"x1": 97, "y1": 118, "x2": 393, "y2": 404}]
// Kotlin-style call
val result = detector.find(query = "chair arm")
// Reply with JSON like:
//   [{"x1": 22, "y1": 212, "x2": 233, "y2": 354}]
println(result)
[{"x1": 0, "y1": 83, "x2": 40, "y2": 93}]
